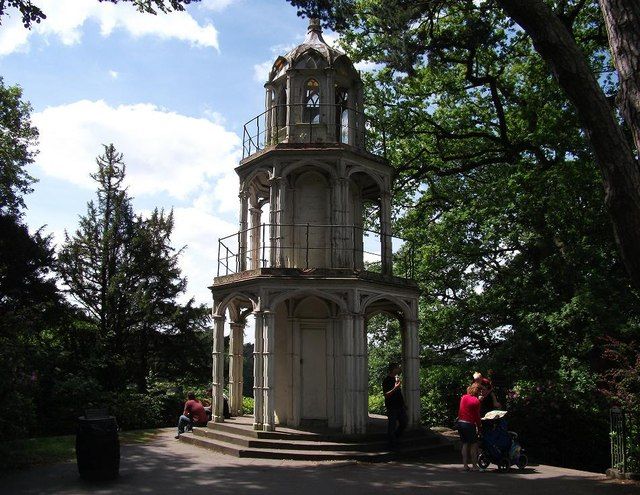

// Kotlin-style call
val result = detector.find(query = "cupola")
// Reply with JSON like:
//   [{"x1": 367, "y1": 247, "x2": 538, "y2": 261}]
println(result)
[{"x1": 244, "y1": 18, "x2": 366, "y2": 154}]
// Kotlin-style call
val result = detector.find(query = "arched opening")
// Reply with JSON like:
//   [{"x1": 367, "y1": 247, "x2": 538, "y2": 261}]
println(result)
[
  {"x1": 349, "y1": 171, "x2": 383, "y2": 270},
  {"x1": 269, "y1": 293, "x2": 341, "y2": 428},
  {"x1": 336, "y1": 87, "x2": 349, "y2": 144},
  {"x1": 366, "y1": 313, "x2": 403, "y2": 420},
  {"x1": 303, "y1": 78, "x2": 320, "y2": 124},
  {"x1": 244, "y1": 171, "x2": 270, "y2": 270}
]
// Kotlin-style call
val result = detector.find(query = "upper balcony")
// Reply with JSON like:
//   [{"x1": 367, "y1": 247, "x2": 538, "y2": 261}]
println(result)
[
  {"x1": 215, "y1": 223, "x2": 414, "y2": 283},
  {"x1": 242, "y1": 103, "x2": 387, "y2": 160}
]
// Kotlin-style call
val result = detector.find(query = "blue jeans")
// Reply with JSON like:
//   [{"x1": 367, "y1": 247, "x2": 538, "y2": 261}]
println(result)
[{"x1": 177, "y1": 415, "x2": 192, "y2": 434}]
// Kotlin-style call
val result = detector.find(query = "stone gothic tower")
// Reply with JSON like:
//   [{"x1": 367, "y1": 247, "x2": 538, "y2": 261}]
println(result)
[{"x1": 210, "y1": 19, "x2": 420, "y2": 435}]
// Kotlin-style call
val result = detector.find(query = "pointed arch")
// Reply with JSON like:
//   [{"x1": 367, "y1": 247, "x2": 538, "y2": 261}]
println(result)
[
  {"x1": 360, "y1": 293, "x2": 412, "y2": 320},
  {"x1": 268, "y1": 288, "x2": 348, "y2": 314},
  {"x1": 215, "y1": 291, "x2": 259, "y2": 321}
]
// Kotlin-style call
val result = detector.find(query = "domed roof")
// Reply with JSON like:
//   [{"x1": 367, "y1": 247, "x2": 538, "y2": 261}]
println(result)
[
  {"x1": 283, "y1": 18, "x2": 344, "y2": 65},
  {"x1": 268, "y1": 18, "x2": 358, "y2": 82}
]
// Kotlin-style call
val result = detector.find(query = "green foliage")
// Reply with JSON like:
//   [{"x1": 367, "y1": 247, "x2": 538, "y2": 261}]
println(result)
[
  {"x1": 292, "y1": 0, "x2": 640, "y2": 472},
  {"x1": 506, "y1": 378, "x2": 610, "y2": 472},
  {"x1": 0, "y1": 429, "x2": 160, "y2": 474},
  {"x1": 0, "y1": 435, "x2": 75, "y2": 474},
  {"x1": 419, "y1": 365, "x2": 469, "y2": 428},
  {"x1": 600, "y1": 337, "x2": 640, "y2": 472},
  {"x1": 0, "y1": 0, "x2": 201, "y2": 29},
  {"x1": 58, "y1": 144, "x2": 202, "y2": 393},
  {"x1": 0, "y1": 78, "x2": 38, "y2": 217},
  {"x1": 368, "y1": 394, "x2": 385, "y2": 416},
  {"x1": 0, "y1": 215, "x2": 66, "y2": 438},
  {"x1": 242, "y1": 396, "x2": 254, "y2": 415}
]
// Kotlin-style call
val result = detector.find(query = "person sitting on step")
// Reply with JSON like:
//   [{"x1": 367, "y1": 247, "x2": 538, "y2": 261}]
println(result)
[{"x1": 175, "y1": 391, "x2": 208, "y2": 439}]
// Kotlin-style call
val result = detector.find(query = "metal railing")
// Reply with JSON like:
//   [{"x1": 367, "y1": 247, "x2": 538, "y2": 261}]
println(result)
[
  {"x1": 216, "y1": 223, "x2": 414, "y2": 279},
  {"x1": 611, "y1": 407, "x2": 627, "y2": 474},
  {"x1": 242, "y1": 103, "x2": 387, "y2": 159}
]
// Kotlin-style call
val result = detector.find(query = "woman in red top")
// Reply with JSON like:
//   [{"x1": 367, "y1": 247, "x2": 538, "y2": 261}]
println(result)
[{"x1": 457, "y1": 382, "x2": 482, "y2": 471}]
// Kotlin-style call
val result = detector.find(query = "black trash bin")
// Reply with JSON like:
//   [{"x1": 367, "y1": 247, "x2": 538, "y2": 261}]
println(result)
[{"x1": 76, "y1": 410, "x2": 120, "y2": 480}]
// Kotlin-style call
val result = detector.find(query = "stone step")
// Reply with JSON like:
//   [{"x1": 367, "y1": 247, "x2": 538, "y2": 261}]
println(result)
[
  {"x1": 192, "y1": 427, "x2": 443, "y2": 452},
  {"x1": 205, "y1": 419, "x2": 433, "y2": 443},
  {"x1": 179, "y1": 432, "x2": 454, "y2": 462}
]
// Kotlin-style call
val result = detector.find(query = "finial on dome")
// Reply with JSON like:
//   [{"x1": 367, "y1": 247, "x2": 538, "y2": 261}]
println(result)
[
  {"x1": 308, "y1": 17, "x2": 322, "y2": 34},
  {"x1": 304, "y1": 17, "x2": 326, "y2": 45}
]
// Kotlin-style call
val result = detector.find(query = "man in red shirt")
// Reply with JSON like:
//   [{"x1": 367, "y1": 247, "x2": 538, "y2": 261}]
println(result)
[{"x1": 175, "y1": 391, "x2": 208, "y2": 439}]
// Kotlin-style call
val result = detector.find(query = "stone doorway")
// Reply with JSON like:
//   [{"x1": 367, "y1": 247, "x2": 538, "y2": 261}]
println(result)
[{"x1": 300, "y1": 322, "x2": 328, "y2": 420}]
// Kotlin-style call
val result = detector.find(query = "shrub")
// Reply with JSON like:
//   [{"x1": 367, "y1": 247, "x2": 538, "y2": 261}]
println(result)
[
  {"x1": 419, "y1": 364, "x2": 469, "y2": 428},
  {"x1": 242, "y1": 396, "x2": 254, "y2": 415},
  {"x1": 506, "y1": 378, "x2": 609, "y2": 472},
  {"x1": 368, "y1": 393, "x2": 386, "y2": 415}
]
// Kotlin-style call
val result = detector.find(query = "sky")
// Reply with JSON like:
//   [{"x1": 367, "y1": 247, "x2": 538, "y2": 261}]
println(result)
[{"x1": 0, "y1": 0, "x2": 351, "y2": 308}]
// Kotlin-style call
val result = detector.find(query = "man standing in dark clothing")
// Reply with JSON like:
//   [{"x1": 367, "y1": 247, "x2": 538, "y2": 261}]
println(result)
[{"x1": 382, "y1": 362, "x2": 408, "y2": 447}]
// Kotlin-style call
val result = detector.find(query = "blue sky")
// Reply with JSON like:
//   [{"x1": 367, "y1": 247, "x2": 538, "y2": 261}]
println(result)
[{"x1": 0, "y1": 0, "x2": 348, "y2": 306}]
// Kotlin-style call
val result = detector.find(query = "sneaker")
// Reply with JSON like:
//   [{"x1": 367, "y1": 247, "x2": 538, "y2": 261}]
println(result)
[{"x1": 175, "y1": 434, "x2": 180, "y2": 439}]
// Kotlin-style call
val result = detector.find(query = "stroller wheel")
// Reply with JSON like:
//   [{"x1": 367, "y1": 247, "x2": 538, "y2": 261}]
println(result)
[
  {"x1": 477, "y1": 452, "x2": 491, "y2": 470},
  {"x1": 497, "y1": 457, "x2": 510, "y2": 472},
  {"x1": 517, "y1": 454, "x2": 528, "y2": 471}
]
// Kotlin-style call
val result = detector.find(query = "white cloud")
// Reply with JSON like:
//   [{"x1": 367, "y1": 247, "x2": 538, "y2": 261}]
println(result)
[
  {"x1": 171, "y1": 206, "x2": 237, "y2": 303},
  {"x1": 200, "y1": 0, "x2": 237, "y2": 11},
  {"x1": 253, "y1": 60, "x2": 272, "y2": 83},
  {"x1": 108, "y1": 69, "x2": 119, "y2": 79},
  {"x1": 33, "y1": 100, "x2": 241, "y2": 201},
  {"x1": 0, "y1": 0, "x2": 220, "y2": 56},
  {"x1": 32, "y1": 99, "x2": 242, "y2": 305},
  {"x1": 0, "y1": 13, "x2": 31, "y2": 55},
  {"x1": 354, "y1": 60, "x2": 383, "y2": 73}
]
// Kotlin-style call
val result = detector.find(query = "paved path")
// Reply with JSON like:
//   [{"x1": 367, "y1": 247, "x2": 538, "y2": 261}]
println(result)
[{"x1": 2, "y1": 429, "x2": 637, "y2": 495}]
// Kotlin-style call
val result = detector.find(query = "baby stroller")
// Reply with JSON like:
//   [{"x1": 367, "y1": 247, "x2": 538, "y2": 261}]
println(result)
[{"x1": 477, "y1": 410, "x2": 528, "y2": 472}]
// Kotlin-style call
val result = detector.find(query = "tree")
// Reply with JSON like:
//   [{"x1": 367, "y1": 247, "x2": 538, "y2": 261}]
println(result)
[
  {"x1": 58, "y1": 144, "x2": 188, "y2": 391},
  {"x1": 0, "y1": 78, "x2": 38, "y2": 217},
  {"x1": 287, "y1": 0, "x2": 640, "y2": 288},
  {"x1": 0, "y1": 0, "x2": 200, "y2": 29},
  {"x1": 598, "y1": 0, "x2": 640, "y2": 157},
  {"x1": 286, "y1": 0, "x2": 640, "y2": 470},
  {"x1": 0, "y1": 216, "x2": 65, "y2": 437}
]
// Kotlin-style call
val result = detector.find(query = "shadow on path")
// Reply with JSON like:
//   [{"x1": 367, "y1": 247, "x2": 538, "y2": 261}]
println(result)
[{"x1": 1, "y1": 430, "x2": 636, "y2": 495}]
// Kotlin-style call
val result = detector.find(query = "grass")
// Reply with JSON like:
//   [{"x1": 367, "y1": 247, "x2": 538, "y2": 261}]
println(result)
[{"x1": 0, "y1": 428, "x2": 162, "y2": 475}]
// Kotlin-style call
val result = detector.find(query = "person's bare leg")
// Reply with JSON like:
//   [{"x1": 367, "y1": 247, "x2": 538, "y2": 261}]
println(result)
[
  {"x1": 461, "y1": 443, "x2": 469, "y2": 469},
  {"x1": 470, "y1": 442, "x2": 479, "y2": 469}
]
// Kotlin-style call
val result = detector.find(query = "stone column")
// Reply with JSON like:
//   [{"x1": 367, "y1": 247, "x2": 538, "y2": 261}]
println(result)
[
  {"x1": 380, "y1": 191, "x2": 393, "y2": 276},
  {"x1": 269, "y1": 175, "x2": 281, "y2": 267},
  {"x1": 290, "y1": 318, "x2": 301, "y2": 426},
  {"x1": 326, "y1": 72, "x2": 336, "y2": 141},
  {"x1": 262, "y1": 310, "x2": 277, "y2": 431},
  {"x1": 285, "y1": 73, "x2": 293, "y2": 142},
  {"x1": 353, "y1": 313, "x2": 368, "y2": 434},
  {"x1": 355, "y1": 82, "x2": 365, "y2": 148},
  {"x1": 277, "y1": 180, "x2": 286, "y2": 267},
  {"x1": 403, "y1": 318, "x2": 421, "y2": 428},
  {"x1": 331, "y1": 175, "x2": 350, "y2": 268},
  {"x1": 212, "y1": 314, "x2": 226, "y2": 422},
  {"x1": 239, "y1": 192, "x2": 249, "y2": 271},
  {"x1": 341, "y1": 312, "x2": 356, "y2": 434},
  {"x1": 250, "y1": 206, "x2": 262, "y2": 269},
  {"x1": 228, "y1": 322, "x2": 245, "y2": 416},
  {"x1": 253, "y1": 312, "x2": 264, "y2": 430},
  {"x1": 265, "y1": 87, "x2": 273, "y2": 144}
]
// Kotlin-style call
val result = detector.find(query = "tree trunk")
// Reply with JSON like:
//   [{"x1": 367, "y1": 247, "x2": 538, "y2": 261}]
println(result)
[
  {"x1": 497, "y1": 0, "x2": 640, "y2": 288},
  {"x1": 598, "y1": 0, "x2": 640, "y2": 156}
]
